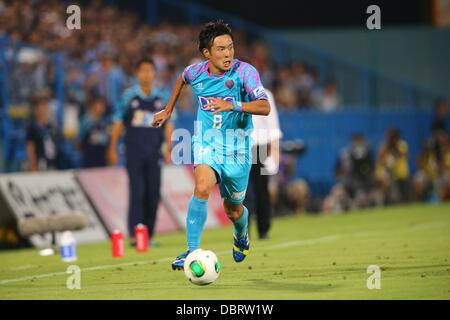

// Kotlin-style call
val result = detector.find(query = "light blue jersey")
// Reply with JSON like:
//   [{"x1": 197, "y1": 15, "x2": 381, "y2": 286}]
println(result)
[{"x1": 182, "y1": 59, "x2": 268, "y2": 203}]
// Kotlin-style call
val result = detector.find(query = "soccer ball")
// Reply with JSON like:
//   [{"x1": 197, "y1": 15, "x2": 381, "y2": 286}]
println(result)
[{"x1": 184, "y1": 249, "x2": 221, "y2": 285}]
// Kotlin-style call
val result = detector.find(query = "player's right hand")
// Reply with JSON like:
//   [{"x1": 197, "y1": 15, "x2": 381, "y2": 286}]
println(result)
[{"x1": 152, "y1": 109, "x2": 171, "y2": 128}]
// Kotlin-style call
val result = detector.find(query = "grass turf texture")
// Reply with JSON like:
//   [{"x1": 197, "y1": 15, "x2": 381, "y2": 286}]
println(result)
[{"x1": 0, "y1": 203, "x2": 449, "y2": 300}]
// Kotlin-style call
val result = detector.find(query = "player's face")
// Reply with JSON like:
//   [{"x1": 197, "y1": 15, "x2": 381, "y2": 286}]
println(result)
[
  {"x1": 136, "y1": 63, "x2": 155, "y2": 86},
  {"x1": 206, "y1": 34, "x2": 234, "y2": 73}
]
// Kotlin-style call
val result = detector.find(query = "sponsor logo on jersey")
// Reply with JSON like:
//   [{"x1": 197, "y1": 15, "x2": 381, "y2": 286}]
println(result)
[
  {"x1": 131, "y1": 110, "x2": 154, "y2": 127},
  {"x1": 89, "y1": 130, "x2": 109, "y2": 145},
  {"x1": 198, "y1": 96, "x2": 236, "y2": 112}
]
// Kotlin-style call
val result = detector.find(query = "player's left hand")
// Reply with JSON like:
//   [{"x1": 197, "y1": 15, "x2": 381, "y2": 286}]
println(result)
[{"x1": 204, "y1": 97, "x2": 233, "y2": 114}]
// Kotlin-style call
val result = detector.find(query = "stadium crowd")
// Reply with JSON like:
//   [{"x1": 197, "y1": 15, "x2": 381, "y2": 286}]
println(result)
[
  {"x1": 321, "y1": 100, "x2": 450, "y2": 213},
  {"x1": 1, "y1": 0, "x2": 338, "y2": 112},
  {"x1": 1, "y1": 0, "x2": 449, "y2": 213}
]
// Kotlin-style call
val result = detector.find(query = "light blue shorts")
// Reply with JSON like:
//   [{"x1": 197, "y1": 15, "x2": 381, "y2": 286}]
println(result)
[{"x1": 193, "y1": 141, "x2": 251, "y2": 204}]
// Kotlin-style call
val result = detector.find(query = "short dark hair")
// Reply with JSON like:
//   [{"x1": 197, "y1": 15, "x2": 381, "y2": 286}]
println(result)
[
  {"x1": 135, "y1": 57, "x2": 155, "y2": 70},
  {"x1": 198, "y1": 20, "x2": 233, "y2": 53}
]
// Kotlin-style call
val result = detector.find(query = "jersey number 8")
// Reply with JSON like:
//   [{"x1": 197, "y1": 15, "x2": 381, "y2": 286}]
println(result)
[{"x1": 213, "y1": 115, "x2": 222, "y2": 129}]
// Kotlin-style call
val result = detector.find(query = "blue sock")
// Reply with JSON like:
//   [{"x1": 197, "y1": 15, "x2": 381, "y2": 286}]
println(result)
[
  {"x1": 233, "y1": 206, "x2": 249, "y2": 239},
  {"x1": 186, "y1": 196, "x2": 208, "y2": 251}
]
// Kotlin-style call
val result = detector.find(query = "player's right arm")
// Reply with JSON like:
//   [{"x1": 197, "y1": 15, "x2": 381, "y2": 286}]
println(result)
[{"x1": 152, "y1": 75, "x2": 185, "y2": 128}]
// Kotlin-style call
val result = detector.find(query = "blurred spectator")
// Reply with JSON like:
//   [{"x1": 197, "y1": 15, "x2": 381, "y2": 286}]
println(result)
[
  {"x1": 429, "y1": 100, "x2": 449, "y2": 196},
  {"x1": 414, "y1": 140, "x2": 439, "y2": 201},
  {"x1": 375, "y1": 128, "x2": 411, "y2": 204},
  {"x1": 107, "y1": 57, "x2": 173, "y2": 242},
  {"x1": 273, "y1": 66, "x2": 298, "y2": 109},
  {"x1": 78, "y1": 97, "x2": 110, "y2": 168},
  {"x1": 9, "y1": 47, "x2": 48, "y2": 104},
  {"x1": 324, "y1": 133, "x2": 378, "y2": 214},
  {"x1": 251, "y1": 41, "x2": 274, "y2": 87},
  {"x1": 291, "y1": 63, "x2": 315, "y2": 106},
  {"x1": 335, "y1": 133, "x2": 377, "y2": 209},
  {"x1": 154, "y1": 63, "x2": 177, "y2": 104},
  {"x1": 65, "y1": 63, "x2": 87, "y2": 108},
  {"x1": 322, "y1": 183, "x2": 349, "y2": 213},
  {"x1": 433, "y1": 130, "x2": 450, "y2": 201},
  {"x1": 271, "y1": 152, "x2": 313, "y2": 215},
  {"x1": 431, "y1": 99, "x2": 448, "y2": 134},
  {"x1": 26, "y1": 94, "x2": 59, "y2": 171},
  {"x1": 311, "y1": 79, "x2": 340, "y2": 112},
  {"x1": 286, "y1": 178, "x2": 311, "y2": 215},
  {"x1": 86, "y1": 48, "x2": 127, "y2": 112},
  {"x1": 414, "y1": 101, "x2": 450, "y2": 202}
]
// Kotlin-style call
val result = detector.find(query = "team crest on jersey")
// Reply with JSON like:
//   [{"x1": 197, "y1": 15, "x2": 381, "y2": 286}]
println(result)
[{"x1": 225, "y1": 79, "x2": 234, "y2": 89}]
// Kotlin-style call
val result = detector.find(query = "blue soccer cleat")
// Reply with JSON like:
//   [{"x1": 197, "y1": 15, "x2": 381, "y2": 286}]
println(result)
[
  {"x1": 171, "y1": 250, "x2": 191, "y2": 271},
  {"x1": 233, "y1": 233, "x2": 250, "y2": 263}
]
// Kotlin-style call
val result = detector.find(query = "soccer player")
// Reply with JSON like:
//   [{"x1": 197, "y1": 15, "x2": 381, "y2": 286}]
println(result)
[
  {"x1": 152, "y1": 20, "x2": 270, "y2": 270},
  {"x1": 108, "y1": 57, "x2": 173, "y2": 244}
]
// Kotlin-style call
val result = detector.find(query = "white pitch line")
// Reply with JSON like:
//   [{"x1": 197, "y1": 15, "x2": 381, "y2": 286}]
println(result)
[
  {"x1": 10, "y1": 264, "x2": 37, "y2": 271},
  {"x1": 0, "y1": 235, "x2": 338, "y2": 286},
  {"x1": 260, "y1": 235, "x2": 338, "y2": 250}
]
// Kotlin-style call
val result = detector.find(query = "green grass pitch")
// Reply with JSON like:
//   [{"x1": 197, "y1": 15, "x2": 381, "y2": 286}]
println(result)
[{"x1": 0, "y1": 203, "x2": 449, "y2": 299}]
